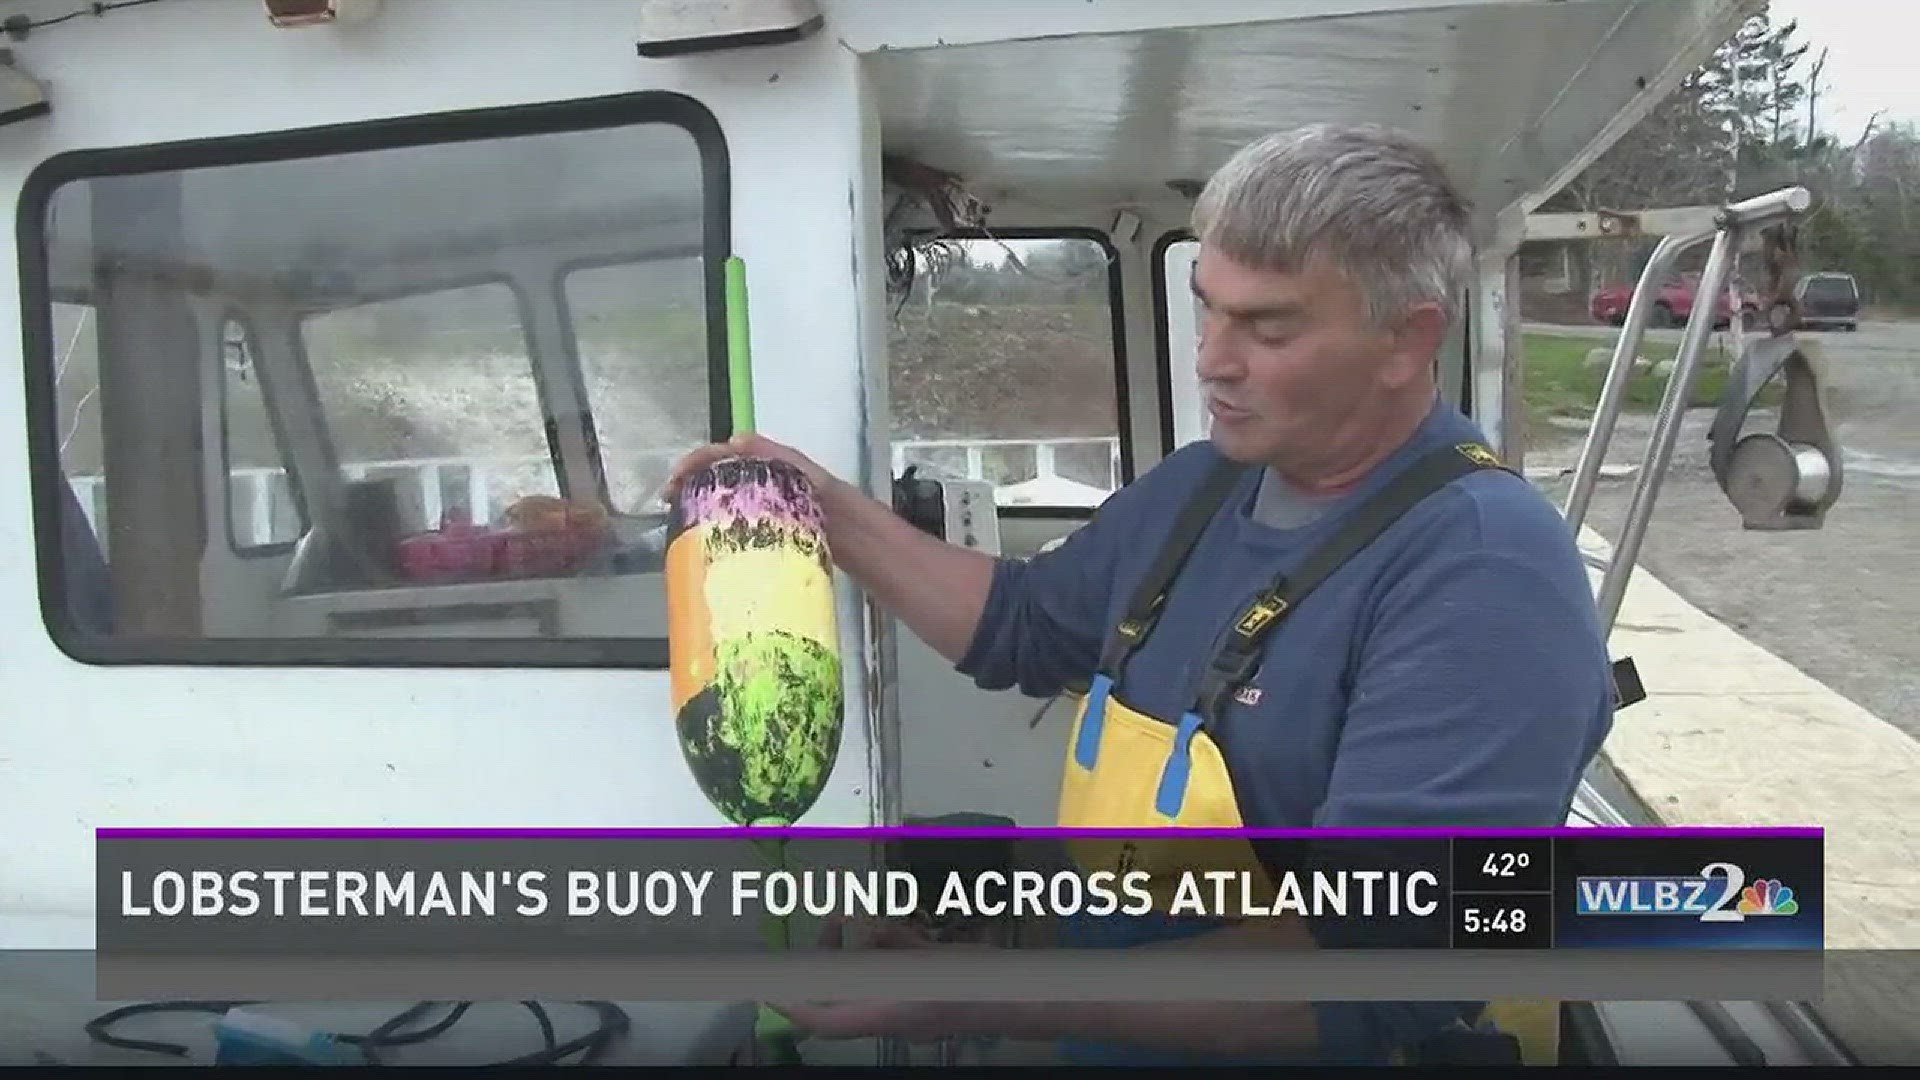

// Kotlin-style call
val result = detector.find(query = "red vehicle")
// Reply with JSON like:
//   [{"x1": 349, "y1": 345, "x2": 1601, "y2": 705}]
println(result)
[{"x1": 1589, "y1": 271, "x2": 1759, "y2": 329}]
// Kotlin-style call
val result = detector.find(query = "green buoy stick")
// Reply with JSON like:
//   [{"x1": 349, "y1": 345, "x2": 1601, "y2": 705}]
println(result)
[
  {"x1": 750, "y1": 815, "x2": 800, "y2": 1057},
  {"x1": 726, "y1": 255, "x2": 756, "y2": 437},
  {"x1": 726, "y1": 255, "x2": 800, "y2": 1061}
]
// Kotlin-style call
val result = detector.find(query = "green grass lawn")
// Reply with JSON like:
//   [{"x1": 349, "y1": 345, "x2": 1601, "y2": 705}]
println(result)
[{"x1": 1521, "y1": 331, "x2": 1772, "y2": 434}]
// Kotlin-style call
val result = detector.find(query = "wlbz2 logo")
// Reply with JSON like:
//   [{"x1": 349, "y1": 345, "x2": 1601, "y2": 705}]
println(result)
[{"x1": 1574, "y1": 862, "x2": 1800, "y2": 922}]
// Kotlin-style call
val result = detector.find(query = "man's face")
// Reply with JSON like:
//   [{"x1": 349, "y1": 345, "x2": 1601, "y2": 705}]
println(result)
[{"x1": 1191, "y1": 245, "x2": 1429, "y2": 469}]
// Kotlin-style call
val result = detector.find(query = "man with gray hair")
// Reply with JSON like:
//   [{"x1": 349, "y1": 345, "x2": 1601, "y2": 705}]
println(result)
[{"x1": 667, "y1": 124, "x2": 1613, "y2": 1065}]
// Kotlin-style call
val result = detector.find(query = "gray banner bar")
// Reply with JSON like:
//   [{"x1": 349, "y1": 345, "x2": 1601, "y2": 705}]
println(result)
[
  {"x1": 95, "y1": 835, "x2": 1463, "y2": 956},
  {"x1": 96, "y1": 950, "x2": 1821, "y2": 1002}
]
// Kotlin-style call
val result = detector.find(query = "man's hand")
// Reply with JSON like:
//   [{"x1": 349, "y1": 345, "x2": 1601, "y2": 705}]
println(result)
[
  {"x1": 770, "y1": 1000, "x2": 970, "y2": 1044},
  {"x1": 658, "y1": 431, "x2": 999, "y2": 665},
  {"x1": 762, "y1": 915, "x2": 1334, "y2": 1056},
  {"x1": 659, "y1": 432, "x2": 837, "y2": 505},
  {"x1": 814, "y1": 913, "x2": 941, "y2": 950},
  {"x1": 767, "y1": 914, "x2": 987, "y2": 1043}
]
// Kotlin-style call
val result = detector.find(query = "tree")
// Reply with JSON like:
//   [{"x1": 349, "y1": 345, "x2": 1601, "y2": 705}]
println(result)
[
  {"x1": 1534, "y1": 67, "x2": 1732, "y2": 295},
  {"x1": 1705, "y1": 14, "x2": 1811, "y2": 153},
  {"x1": 1539, "y1": 13, "x2": 1842, "y2": 302},
  {"x1": 1549, "y1": 13, "x2": 1822, "y2": 211}
]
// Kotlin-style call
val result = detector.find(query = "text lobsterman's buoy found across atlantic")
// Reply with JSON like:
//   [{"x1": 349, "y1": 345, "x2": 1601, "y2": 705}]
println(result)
[{"x1": 665, "y1": 456, "x2": 843, "y2": 826}]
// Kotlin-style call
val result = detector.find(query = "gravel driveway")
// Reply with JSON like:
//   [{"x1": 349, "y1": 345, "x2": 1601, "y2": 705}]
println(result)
[{"x1": 1524, "y1": 320, "x2": 1920, "y2": 738}]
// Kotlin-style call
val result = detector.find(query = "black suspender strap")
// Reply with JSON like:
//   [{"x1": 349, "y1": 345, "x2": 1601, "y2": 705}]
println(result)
[
  {"x1": 1190, "y1": 441, "x2": 1512, "y2": 722},
  {"x1": 1097, "y1": 457, "x2": 1251, "y2": 675}
]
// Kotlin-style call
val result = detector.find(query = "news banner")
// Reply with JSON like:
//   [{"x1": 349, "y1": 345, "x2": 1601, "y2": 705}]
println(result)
[{"x1": 93, "y1": 826, "x2": 1823, "y2": 1002}]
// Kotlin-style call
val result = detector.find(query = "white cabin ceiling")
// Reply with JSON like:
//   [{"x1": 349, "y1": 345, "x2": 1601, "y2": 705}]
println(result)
[{"x1": 864, "y1": 0, "x2": 1755, "y2": 236}]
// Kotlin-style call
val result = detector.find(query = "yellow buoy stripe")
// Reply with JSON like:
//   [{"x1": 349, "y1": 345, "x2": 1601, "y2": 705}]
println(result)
[{"x1": 703, "y1": 543, "x2": 837, "y2": 649}]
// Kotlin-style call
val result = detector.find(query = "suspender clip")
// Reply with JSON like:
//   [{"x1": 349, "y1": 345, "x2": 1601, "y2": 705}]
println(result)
[
  {"x1": 1233, "y1": 592, "x2": 1289, "y2": 637},
  {"x1": 1196, "y1": 644, "x2": 1264, "y2": 721},
  {"x1": 1208, "y1": 645, "x2": 1263, "y2": 687}
]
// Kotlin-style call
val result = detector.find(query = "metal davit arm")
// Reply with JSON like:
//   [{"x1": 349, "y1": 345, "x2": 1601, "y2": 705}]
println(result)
[
  {"x1": 1565, "y1": 186, "x2": 1811, "y2": 634},
  {"x1": 1560, "y1": 230, "x2": 1714, "y2": 535},
  {"x1": 1590, "y1": 227, "x2": 1739, "y2": 632},
  {"x1": 1557, "y1": 190, "x2": 1850, "y2": 1072}
]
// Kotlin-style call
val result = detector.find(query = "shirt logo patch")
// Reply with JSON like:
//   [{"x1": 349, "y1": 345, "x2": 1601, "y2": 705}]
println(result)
[{"x1": 1233, "y1": 685, "x2": 1262, "y2": 707}]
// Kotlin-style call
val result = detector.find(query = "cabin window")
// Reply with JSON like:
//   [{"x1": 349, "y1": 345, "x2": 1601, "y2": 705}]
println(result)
[
  {"x1": 888, "y1": 233, "x2": 1128, "y2": 512},
  {"x1": 221, "y1": 317, "x2": 306, "y2": 552},
  {"x1": 45, "y1": 300, "x2": 116, "y2": 640},
  {"x1": 1154, "y1": 233, "x2": 1204, "y2": 453},
  {"x1": 299, "y1": 282, "x2": 559, "y2": 531},
  {"x1": 562, "y1": 258, "x2": 711, "y2": 515},
  {"x1": 50, "y1": 302, "x2": 104, "y2": 540},
  {"x1": 21, "y1": 91, "x2": 730, "y2": 667}
]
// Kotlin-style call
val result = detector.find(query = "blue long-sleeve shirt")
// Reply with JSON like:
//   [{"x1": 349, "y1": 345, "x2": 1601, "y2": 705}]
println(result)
[{"x1": 956, "y1": 398, "x2": 1614, "y2": 1064}]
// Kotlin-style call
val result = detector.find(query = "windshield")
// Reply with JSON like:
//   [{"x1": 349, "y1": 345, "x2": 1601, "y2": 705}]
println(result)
[{"x1": 1803, "y1": 276, "x2": 1858, "y2": 303}]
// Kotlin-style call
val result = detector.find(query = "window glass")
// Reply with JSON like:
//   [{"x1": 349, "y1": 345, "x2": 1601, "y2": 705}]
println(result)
[
  {"x1": 564, "y1": 257, "x2": 710, "y2": 515},
  {"x1": 47, "y1": 301, "x2": 115, "y2": 638},
  {"x1": 1803, "y1": 275, "x2": 1856, "y2": 303},
  {"x1": 50, "y1": 301, "x2": 104, "y2": 541},
  {"x1": 301, "y1": 282, "x2": 558, "y2": 530},
  {"x1": 221, "y1": 318, "x2": 305, "y2": 551},
  {"x1": 28, "y1": 103, "x2": 720, "y2": 663},
  {"x1": 888, "y1": 236, "x2": 1123, "y2": 509},
  {"x1": 1158, "y1": 237, "x2": 1206, "y2": 451}
]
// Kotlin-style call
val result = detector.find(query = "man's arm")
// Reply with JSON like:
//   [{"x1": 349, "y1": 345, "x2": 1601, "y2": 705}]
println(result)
[
  {"x1": 816, "y1": 462, "x2": 1145, "y2": 694},
  {"x1": 809, "y1": 473, "x2": 997, "y2": 663},
  {"x1": 939, "y1": 918, "x2": 1324, "y2": 1057}
]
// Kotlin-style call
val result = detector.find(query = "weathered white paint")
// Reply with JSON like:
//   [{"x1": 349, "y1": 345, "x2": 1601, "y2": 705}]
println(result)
[
  {"x1": 1471, "y1": 253, "x2": 1518, "y2": 460},
  {"x1": 1161, "y1": 239, "x2": 1205, "y2": 451}
]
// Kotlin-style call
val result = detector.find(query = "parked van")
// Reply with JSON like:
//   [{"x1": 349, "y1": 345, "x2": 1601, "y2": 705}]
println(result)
[{"x1": 1796, "y1": 271, "x2": 1862, "y2": 331}]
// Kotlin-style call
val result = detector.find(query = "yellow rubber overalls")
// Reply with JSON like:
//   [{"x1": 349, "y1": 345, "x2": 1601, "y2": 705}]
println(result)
[{"x1": 1056, "y1": 441, "x2": 1561, "y2": 1066}]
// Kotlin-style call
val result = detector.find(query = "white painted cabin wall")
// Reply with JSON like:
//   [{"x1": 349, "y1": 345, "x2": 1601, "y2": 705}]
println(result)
[
  {"x1": 1161, "y1": 238, "x2": 1206, "y2": 451},
  {"x1": 0, "y1": 0, "x2": 883, "y2": 945},
  {"x1": 848, "y1": 59, "x2": 902, "y2": 826},
  {"x1": 1114, "y1": 220, "x2": 1166, "y2": 477}
]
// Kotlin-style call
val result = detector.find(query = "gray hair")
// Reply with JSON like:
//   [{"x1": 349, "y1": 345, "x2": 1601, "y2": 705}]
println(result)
[{"x1": 1191, "y1": 124, "x2": 1476, "y2": 327}]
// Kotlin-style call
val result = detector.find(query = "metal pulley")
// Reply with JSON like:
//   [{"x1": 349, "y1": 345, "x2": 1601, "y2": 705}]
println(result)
[{"x1": 1707, "y1": 333, "x2": 1843, "y2": 530}]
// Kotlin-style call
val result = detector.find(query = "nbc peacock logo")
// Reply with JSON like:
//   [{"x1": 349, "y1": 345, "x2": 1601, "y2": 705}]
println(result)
[{"x1": 1737, "y1": 877, "x2": 1800, "y2": 916}]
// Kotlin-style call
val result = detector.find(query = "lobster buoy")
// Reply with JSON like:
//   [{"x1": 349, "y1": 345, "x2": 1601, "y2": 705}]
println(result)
[{"x1": 665, "y1": 456, "x2": 843, "y2": 826}]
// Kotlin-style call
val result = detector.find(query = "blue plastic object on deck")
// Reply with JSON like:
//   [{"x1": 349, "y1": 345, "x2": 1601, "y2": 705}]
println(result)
[{"x1": 212, "y1": 1010, "x2": 365, "y2": 1066}]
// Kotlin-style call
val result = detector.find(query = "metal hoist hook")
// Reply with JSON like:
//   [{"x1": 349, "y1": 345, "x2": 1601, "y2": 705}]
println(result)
[{"x1": 1707, "y1": 333, "x2": 1844, "y2": 530}]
